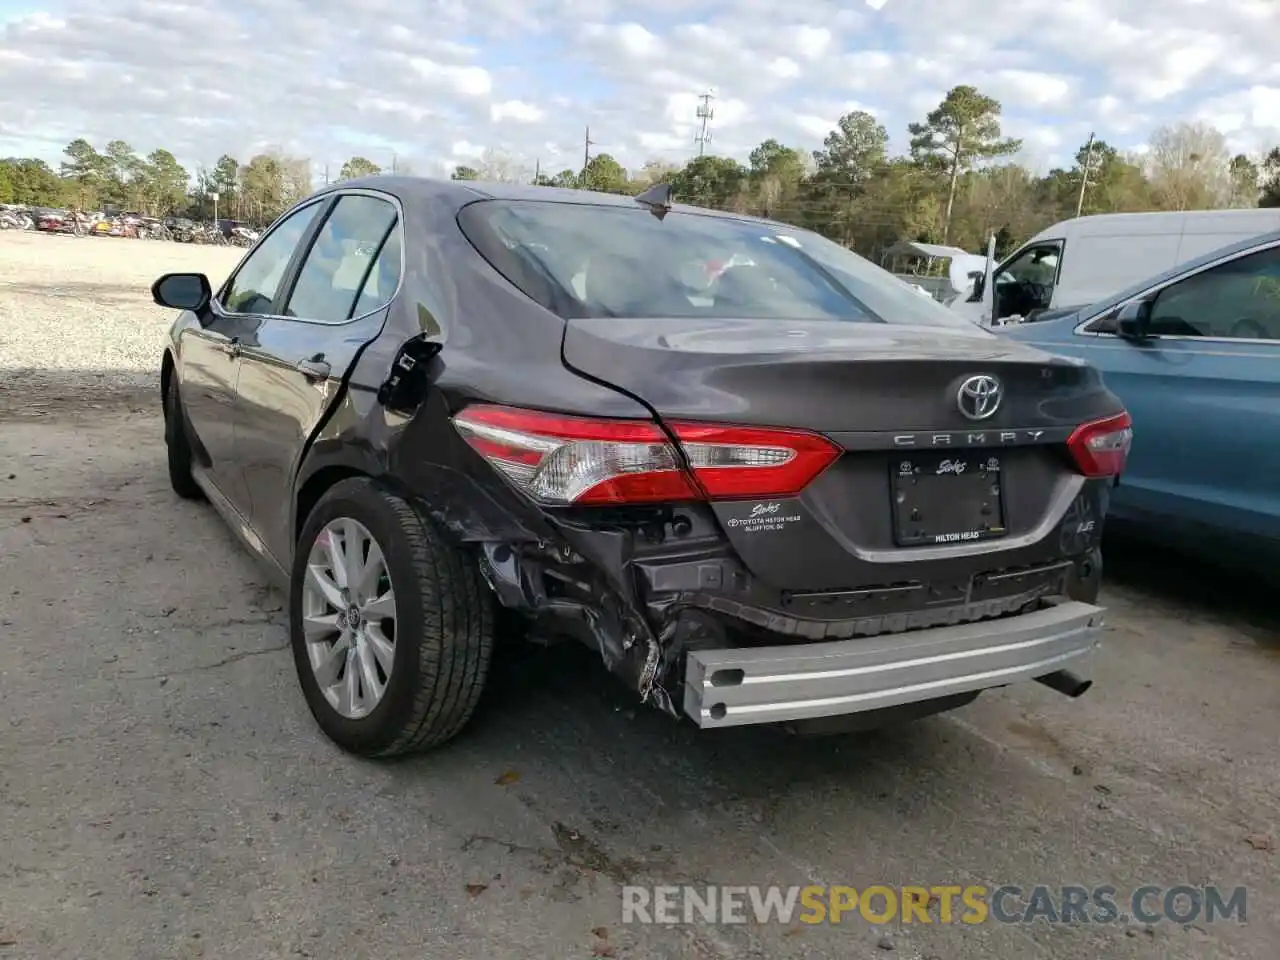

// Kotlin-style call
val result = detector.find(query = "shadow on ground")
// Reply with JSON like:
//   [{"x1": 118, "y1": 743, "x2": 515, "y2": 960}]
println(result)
[{"x1": 1102, "y1": 526, "x2": 1280, "y2": 647}]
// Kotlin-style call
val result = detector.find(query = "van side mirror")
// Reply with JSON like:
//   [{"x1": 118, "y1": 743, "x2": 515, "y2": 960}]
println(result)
[
  {"x1": 1116, "y1": 299, "x2": 1152, "y2": 341},
  {"x1": 152, "y1": 272, "x2": 211, "y2": 312}
]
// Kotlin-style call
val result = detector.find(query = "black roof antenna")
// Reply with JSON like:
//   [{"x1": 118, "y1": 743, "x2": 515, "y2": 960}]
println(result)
[{"x1": 634, "y1": 182, "x2": 674, "y2": 221}]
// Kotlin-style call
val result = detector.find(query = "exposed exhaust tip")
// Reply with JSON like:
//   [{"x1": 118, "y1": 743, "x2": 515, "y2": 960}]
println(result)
[{"x1": 1035, "y1": 670, "x2": 1092, "y2": 699}]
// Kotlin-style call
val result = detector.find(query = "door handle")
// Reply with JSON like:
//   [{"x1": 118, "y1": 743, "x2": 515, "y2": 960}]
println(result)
[{"x1": 296, "y1": 357, "x2": 331, "y2": 382}]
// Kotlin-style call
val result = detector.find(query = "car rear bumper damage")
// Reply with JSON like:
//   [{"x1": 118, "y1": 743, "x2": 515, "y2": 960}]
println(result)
[{"x1": 682, "y1": 598, "x2": 1103, "y2": 728}]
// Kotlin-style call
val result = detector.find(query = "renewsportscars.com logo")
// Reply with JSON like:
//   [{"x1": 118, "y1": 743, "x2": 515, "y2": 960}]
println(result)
[{"x1": 622, "y1": 884, "x2": 1249, "y2": 926}]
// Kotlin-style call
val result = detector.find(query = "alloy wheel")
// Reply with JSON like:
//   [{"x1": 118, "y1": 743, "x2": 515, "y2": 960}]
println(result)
[{"x1": 300, "y1": 518, "x2": 398, "y2": 719}]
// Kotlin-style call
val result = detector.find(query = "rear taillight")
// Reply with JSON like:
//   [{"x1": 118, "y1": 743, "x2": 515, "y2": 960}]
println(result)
[
  {"x1": 1067, "y1": 411, "x2": 1133, "y2": 477},
  {"x1": 451, "y1": 405, "x2": 840, "y2": 505}
]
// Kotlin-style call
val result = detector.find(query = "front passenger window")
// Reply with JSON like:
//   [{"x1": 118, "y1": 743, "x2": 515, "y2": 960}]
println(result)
[
  {"x1": 221, "y1": 203, "x2": 322, "y2": 314},
  {"x1": 1148, "y1": 246, "x2": 1280, "y2": 339}
]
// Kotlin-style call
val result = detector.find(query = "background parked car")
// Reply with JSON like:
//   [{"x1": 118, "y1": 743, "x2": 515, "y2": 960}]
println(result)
[{"x1": 1001, "y1": 229, "x2": 1280, "y2": 569}]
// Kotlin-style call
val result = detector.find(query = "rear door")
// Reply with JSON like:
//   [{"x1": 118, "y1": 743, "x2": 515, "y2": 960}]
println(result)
[
  {"x1": 233, "y1": 191, "x2": 403, "y2": 564},
  {"x1": 1077, "y1": 240, "x2": 1280, "y2": 538}
]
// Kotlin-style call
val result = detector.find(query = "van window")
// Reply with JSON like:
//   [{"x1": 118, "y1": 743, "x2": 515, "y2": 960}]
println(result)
[{"x1": 992, "y1": 241, "x2": 1062, "y2": 322}]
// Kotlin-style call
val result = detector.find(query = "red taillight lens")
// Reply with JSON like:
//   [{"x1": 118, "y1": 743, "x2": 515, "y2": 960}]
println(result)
[
  {"x1": 666, "y1": 421, "x2": 841, "y2": 499},
  {"x1": 451, "y1": 405, "x2": 840, "y2": 505},
  {"x1": 1067, "y1": 411, "x2": 1133, "y2": 477}
]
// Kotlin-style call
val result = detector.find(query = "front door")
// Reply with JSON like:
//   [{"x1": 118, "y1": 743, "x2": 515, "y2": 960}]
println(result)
[
  {"x1": 234, "y1": 192, "x2": 403, "y2": 564},
  {"x1": 175, "y1": 317, "x2": 242, "y2": 499},
  {"x1": 1099, "y1": 242, "x2": 1280, "y2": 540},
  {"x1": 196, "y1": 199, "x2": 329, "y2": 519}
]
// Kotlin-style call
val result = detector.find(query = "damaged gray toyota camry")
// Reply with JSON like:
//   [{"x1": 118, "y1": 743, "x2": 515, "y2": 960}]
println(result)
[{"x1": 152, "y1": 176, "x2": 1131, "y2": 757}]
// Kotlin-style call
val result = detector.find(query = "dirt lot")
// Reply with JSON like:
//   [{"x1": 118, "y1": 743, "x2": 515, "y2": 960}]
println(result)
[{"x1": 1, "y1": 231, "x2": 1277, "y2": 959}]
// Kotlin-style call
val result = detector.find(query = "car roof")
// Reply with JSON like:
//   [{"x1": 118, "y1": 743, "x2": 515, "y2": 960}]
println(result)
[
  {"x1": 1084, "y1": 227, "x2": 1280, "y2": 316},
  {"x1": 321, "y1": 174, "x2": 785, "y2": 225}
]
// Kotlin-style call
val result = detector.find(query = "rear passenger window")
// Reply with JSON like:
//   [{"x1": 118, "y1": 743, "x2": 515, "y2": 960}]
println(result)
[
  {"x1": 284, "y1": 195, "x2": 398, "y2": 323},
  {"x1": 352, "y1": 228, "x2": 402, "y2": 317}
]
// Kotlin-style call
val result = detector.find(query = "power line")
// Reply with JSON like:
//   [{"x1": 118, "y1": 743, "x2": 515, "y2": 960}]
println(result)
[{"x1": 694, "y1": 91, "x2": 715, "y2": 157}]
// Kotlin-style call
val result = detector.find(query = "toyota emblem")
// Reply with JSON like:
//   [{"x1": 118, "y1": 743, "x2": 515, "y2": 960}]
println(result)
[{"x1": 957, "y1": 375, "x2": 1002, "y2": 420}]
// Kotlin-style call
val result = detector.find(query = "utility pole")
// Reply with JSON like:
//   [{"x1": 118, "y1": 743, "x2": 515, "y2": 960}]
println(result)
[
  {"x1": 1075, "y1": 131, "x2": 1095, "y2": 218},
  {"x1": 533, "y1": 158, "x2": 541, "y2": 184},
  {"x1": 694, "y1": 91, "x2": 715, "y2": 156},
  {"x1": 323, "y1": 164, "x2": 329, "y2": 185},
  {"x1": 391, "y1": 152, "x2": 398, "y2": 175},
  {"x1": 582, "y1": 126, "x2": 594, "y2": 178}
]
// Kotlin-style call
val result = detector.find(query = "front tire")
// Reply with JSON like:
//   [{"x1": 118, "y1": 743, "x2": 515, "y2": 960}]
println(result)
[
  {"x1": 290, "y1": 478, "x2": 494, "y2": 757},
  {"x1": 164, "y1": 377, "x2": 204, "y2": 500}
]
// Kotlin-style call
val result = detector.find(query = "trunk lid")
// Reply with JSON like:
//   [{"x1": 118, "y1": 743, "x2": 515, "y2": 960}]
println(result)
[
  {"x1": 562, "y1": 317, "x2": 1122, "y2": 594},
  {"x1": 561, "y1": 317, "x2": 1112, "y2": 433}
]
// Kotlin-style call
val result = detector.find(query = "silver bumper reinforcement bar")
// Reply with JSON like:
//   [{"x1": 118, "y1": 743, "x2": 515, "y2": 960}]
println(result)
[{"x1": 682, "y1": 600, "x2": 1104, "y2": 728}]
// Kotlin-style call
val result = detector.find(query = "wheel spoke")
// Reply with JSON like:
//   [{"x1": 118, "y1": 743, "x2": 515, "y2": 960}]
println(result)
[
  {"x1": 343, "y1": 650, "x2": 361, "y2": 715},
  {"x1": 311, "y1": 636, "x2": 348, "y2": 687},
  {"x1": 305, "y1": 564, "x2": 344, "y2": 609},
  {"x1": 361, "y1": 589, "x2": 395, "y2": 621},
  {"x1": 365, "y1": 624, "x2": 395, "y2": 676},
  {"x1": 342, "y1": 519, "x2": 365, "y2": 598},
  {"x1": 355, "y1": 540, "x2": 385, "y2": 603},
  {"x1": 323, "y1": 529, "x2": 348, "y2": 590},
  {"x1": 302, "y1": 611, "x2": 340, "y2": 641},
  {"x1": 356, "y1": 639, "x2": 385, "y2": 702}
]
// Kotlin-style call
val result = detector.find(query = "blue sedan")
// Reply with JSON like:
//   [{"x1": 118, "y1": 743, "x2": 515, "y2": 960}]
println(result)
[{"x1": 1001, "y1": 229, "x2": 1280, "y2": 564}]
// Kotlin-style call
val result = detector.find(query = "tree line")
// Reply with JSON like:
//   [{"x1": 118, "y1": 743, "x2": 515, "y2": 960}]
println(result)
[{"x1": 2, "y1": 85, "x2": 1278, "y2": 257}]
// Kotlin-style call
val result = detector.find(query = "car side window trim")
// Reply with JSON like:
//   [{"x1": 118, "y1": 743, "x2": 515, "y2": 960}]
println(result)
[
  {"x1": 213, "y1": 195, "x2": 333, "y2": 316},
  {"x1": 1073, "y1": 237, "x2": 1280, "y2": 343},
  {"x1": 264, "y1": 188, "x2": 406, "y2": 327}
]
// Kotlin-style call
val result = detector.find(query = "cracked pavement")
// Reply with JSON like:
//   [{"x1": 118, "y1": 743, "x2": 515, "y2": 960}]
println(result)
[{"x1": 1, "y1": 405, "x2": 1276, "y2": 960}]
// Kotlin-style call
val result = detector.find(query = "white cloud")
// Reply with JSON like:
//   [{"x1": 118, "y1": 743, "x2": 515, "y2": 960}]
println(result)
[
  {"x1": 450, "y1": 141, "x2": 486, "y2": 160},
  {"x1": 1196, "y1": 85, "x2": 1280, "y2": 153},
  {"x1": 490, "y1": 100, "x2": 545, "y2": 124},
  {"x1": 0, "y1": 0, "x2": 1276, "y2": 184},
  {"x1": 768, "y1": 57, "x2": 801, "y2": 80}
]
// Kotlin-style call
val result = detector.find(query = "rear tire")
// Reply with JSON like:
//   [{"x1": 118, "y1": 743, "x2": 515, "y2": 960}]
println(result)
[
  {"x1": 164, "y1": 377, "x2": 204, "y2": 501},
  {"x1": 290, "y1": 478, "x2": 494, "y2": 757}
]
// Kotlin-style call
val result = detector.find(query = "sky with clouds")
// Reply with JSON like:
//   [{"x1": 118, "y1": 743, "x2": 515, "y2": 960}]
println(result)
[{"x1": 1, "y1": 0, "x2": 1278, "y2": 182}]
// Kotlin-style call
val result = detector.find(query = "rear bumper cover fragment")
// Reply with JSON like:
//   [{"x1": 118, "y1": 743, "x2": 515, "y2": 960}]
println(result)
[{"x1": 682, "y1": 599, "x2": 1103, "y2": 728}]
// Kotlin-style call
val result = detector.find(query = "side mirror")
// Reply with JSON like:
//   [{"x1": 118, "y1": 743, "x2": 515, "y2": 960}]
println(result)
[
  {"x1": 966, "y1": 272, "x2": 985, "y2": 303},
  {"x1": 151, "y1": 272, "x2": 211, "y2": 312},
  {"x1": 1116, "y1": 299, "x2": 1152, "y2": 341}
]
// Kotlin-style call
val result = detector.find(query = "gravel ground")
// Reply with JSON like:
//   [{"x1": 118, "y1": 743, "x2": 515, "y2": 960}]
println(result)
[
  {"x1": 0, "y1": 231, "x2": 241, "y2": 415},
  {"x1": 1, "y1": 232, "x2": 1277, "y2": 959}
]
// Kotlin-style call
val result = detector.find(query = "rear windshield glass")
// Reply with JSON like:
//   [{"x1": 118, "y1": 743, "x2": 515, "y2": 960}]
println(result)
[{"x1": 457, "y1": 199, "x2": 975, "y2": 328}]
